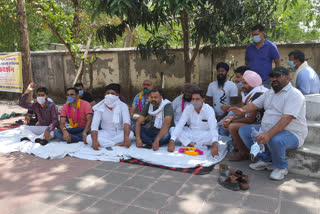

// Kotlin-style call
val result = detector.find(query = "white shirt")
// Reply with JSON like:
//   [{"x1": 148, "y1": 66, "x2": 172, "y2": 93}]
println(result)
[
  {"x1": 172, "y1": 94, "x2": 192, "y2": 125},
  {"x1": 91, "y1": 102, "x2": 130, "y2": 131},
  {"x1": 206, "y1": 81, "x2": 238, "y2": 116},
  {"x1": 171, "y1": 104, "x2": 219, "y2": 143},
  {"x1": 253, "y1": 82, "x2": 308, "y2": 147}
]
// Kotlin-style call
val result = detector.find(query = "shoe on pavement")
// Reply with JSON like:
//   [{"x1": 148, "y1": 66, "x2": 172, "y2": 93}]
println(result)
[
  {"x1": 270, "y1": 168, "x2": 288, "y2": 180},
  {"x1": 249, "y1": 160, "x2": 273, "y2": 171}
]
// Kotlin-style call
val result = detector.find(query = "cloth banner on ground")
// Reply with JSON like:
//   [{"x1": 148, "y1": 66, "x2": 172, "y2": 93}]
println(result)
[
  {"x1": 0, "y1": 128, "x2": 229, "y2": 168},
  {"x1": 0, "y1": 53, "x2": 23, "y2": 93}
]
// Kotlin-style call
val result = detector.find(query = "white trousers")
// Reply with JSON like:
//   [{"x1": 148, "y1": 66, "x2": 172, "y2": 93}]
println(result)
[
  {"x1": 174, "y1": 127, "x2": 215, "y2": 148},
  {"x1": 20, "y1": 125, "x2": 54, "y2": 142},
  {"x1": 86, "y1": 129, "x2": 135, "y2": 147}
]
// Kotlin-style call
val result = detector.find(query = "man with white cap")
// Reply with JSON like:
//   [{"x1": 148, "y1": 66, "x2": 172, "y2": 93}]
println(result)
[
  {"x1": 87, "y1": 83, "x2": 134, "y2": 150},
  {"x1": 222, "y1": 70, "x2": 268, "y2": 161}
]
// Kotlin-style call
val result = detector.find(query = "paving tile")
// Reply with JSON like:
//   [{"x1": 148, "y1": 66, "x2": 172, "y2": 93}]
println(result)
[
  {"x1": 138, "y1": 166, "x2": 166, "y2": 178},
  {"x1": 53, "y1": 178, "x2": 95, "y2": 192},
  {"x1": 113, "y1": 163, "x2": 144, "y2": 174},
  {"x1": 159, "y1": 170, "x2": 191, "y2": 183},
  {"x1": 80, "y1": 181, "x2": 117, "y2": 198},
  {"x1": 123, "y1": 175, "x2": 155, "y2": 189},
  {"x1": 56, "y1": 193, "x2": 97, "y2": 212},
  {"x1": 159, "y1": 196, "x2": 204, "y2": 214},
  {"x1": 35, "y1": 190, "x2": 75, "y2": 205},
  {"x1": 10, "y1": 201, "x2": 52, "y2": 214},
  {"x1": 150, "y1": 179, "x2": 183, "y2": 196},
  {"x1": 132, "y1": 191, "x2": 168, "y2": 210},
  {"x1": 279, "y1": 200, "x2": 318, "y2": 214},
  {"x1": 248, "y1": 178, "x2": 280, "y2": 198},
  {"x1": 238, "y1": 209, "x2": 273, "y2": 214},
  {"x1": 95, "y1": 161, "x2": 121, "y2": 171},
  {"x1": 101, "y1": 171, "x2": 131, "y2": 185},
  {"x1": 82, "y1": 199, "x2": 126, "y2": 214},
  {"x1": 76, "y1": 168, "x2": 109, "y2": 181},
  {"x1": 208, "y1": 187, "x2": 244, "y2": 206},
  {"x1": 44, "y1": 207, "x2": 76, "y2": 214},
  {"x1": 280, "y1": 185, "x2": 319, "y2": 207},
  {"x1": 107, "y1": 186, "x2": 141, "y2": 203},
  {"x1": 176, "y1": 184, "x2": 212, "y2": 201},
  {"x1": 121, "y1": 206, "x2": 156, "y2": 214},
  {"x1": 199, "y1": 203, "x2": 240, "y2": 214},
  {"x1": 187, "y1": 174, "x2": 217, "y2": 187},
  {"x1": 242, "y1": 195, "x2": 278, "y2": 213}
]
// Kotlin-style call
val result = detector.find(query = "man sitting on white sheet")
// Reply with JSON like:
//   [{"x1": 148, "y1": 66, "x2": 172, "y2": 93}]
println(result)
[
  {"x1": 19, "y1": 82, "x2": 59, "y2": 145},
  {"x1": 168, "y1": 87, "x2": 219, "y2": 157},
  {"x1": 86, "y1": 83, "x2": 133, "y2": 150},
  {"x1": 172, "y1": 83, "x2": 194, "y2": 125}
]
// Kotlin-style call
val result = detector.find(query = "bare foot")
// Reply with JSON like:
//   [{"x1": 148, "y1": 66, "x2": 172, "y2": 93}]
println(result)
[
  {"x1": 211, "y1": 142, "x2": 219, "y2": 157},
  {"x1": 168, "y1": 140, "x2": 175, "y2": 152}
]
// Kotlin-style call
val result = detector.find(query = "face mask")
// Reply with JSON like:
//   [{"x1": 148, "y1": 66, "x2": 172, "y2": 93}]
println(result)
[
  {"x1": 143, "y1": 89, "x2": 151, "y2": 94},
  {"x1": 237, "y1": 82, "x2": 243, "y2": 87},
  {"x1": 104, "y1": 94, "x2": 119, "y2": 108},
  {"x1": 37, "y1": 97, "x2": 46, "y2": 105},
  {"x1": 78, "y1": 90, "x2": 84, "y2": 96},
  {"x1": 252, "y1": 35, "x2": 261, "y2": 43},
  {"x1": 192, "y1": 101, "x2": 202, "y2": 109},
  {"x1": 67, "y1": 96, "x2": 76, "y2": 103},
  {"x1": 288, "y1": 60, "x2": 295, "y2": 69}
]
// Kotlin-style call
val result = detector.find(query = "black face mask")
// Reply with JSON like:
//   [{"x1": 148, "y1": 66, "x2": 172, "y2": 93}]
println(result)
[
  {"x1": 183, "y1": 96, "x2": 192, "y2": 102},
  {"x1": 217, "y1": 74, "x2": 227, "y2": 88}
]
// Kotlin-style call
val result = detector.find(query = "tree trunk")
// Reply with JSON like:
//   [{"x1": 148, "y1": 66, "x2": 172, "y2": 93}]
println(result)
[
  {"x1": 123, "y1": 24, "x2": 135, "y2": 47},
  {"x1": 17, "y1": 0, "x2": 33, "y2": 91},
  {"x1": 89, "y1": 62, "x2": 93, "y2": 92},
  {"x1": 71, "y1": 0, "x2": 81, "y2": 40},
  {"x1": 180, "y1": 9, "x2": 191, "y2": 83}
]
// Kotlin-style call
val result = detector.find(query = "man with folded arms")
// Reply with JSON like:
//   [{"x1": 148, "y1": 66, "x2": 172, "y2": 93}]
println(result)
[
  {"x1": 54, "y1": 88, "x2": 93, "y2": 143},
  {"x1": 168, "y1": 88, "x2": 219, "y2": 157}
]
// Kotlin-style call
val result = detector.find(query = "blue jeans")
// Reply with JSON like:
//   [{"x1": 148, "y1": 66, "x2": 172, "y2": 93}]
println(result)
[
  {"x1": 54, "y1": 128, "x2": 85, "y2": 142},
  {"x1": 238, "y1": 124, "x2": 299, "y2": 169},
  {"x1": 139, "y1": 125, "x2": 171, "y2": 146}
]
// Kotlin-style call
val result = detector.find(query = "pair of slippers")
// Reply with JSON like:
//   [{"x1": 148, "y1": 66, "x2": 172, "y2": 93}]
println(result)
[{"x1": 218, "y1": 164, "x2": 249, "y2": 191}]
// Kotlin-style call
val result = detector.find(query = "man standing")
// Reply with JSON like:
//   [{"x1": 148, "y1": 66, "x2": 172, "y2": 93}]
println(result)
[
  {"x1": 134, "y1": 88, "x2": 174, "y2": 151},
  {"x1": 130, "y1": 79, "x2": 153, "y2": 118},
  {"x1": 206, "y1": 62, "x2": 238, "y2": 122},
  {"x1": 87, "y1": 84, "x2": 133, "y2": 150},
  {"x1": 54, "y1": 88, "x2": 93, "y2": 143},
  {"x1": 172, "y1": 83, "x2": 194, "y2": 125},
  {"x1": 168, "y1": 88, "x2": 219, "y2": 157},
  {"x1": 288, "y1": 50, "x2": 320, "y2": 94},
  {"x1": 74, "y1": 83, "x2": 96, "y2": 106},
  {"x1": 245, "y1": 24, "x2": 280, "y2": 87},
  {"x1": 230, "y1": 67, "x2": 307, "y2": 180},
  {"x1": 223, "y1": 70, "x2": 268, "y2": 161},
  {"x1": 19, "y1": 82, "x2": 59, "y2": 145}
]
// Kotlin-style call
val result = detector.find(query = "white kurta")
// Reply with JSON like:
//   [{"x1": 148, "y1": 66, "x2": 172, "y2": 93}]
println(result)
[
  {"x1": 20, "y1": 125, "x2": 54, "y2": 142},
  {"x1": 87, "y1": 101, "x2": 134, "y2": 147},
  {"x1": 171, "y1": 104, "x2": 219, "y2": 147},
  {"x1": 172, "y1": 94, "x2": 192, "y2": 125}
]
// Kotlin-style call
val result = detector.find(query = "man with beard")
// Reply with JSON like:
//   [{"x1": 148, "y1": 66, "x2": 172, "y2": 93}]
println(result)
[
  {"x1": 229, "y1": 67, "x2": 307, "y2": 180},
  {"x1": 168, "y1": 88, "x2": 219, "y2": 157},
  {"x1": 87, "y1": 84, "x2": 134, "y2": 150},
  {"x1": 206, "y1": 62, "x2": 238, "y2": 122},
  {"x1": 172, "y1": 83, "x2": 195, "y2": 125},
  {"x1": 222, "y1": 70, "x2": 268, "y2": 161},
  {"x1": 130, "y1": 79, "x2": 153, "y2": 118},
  {"x1": 134, "y1": 88, "x2": 174, "y2": 151}
]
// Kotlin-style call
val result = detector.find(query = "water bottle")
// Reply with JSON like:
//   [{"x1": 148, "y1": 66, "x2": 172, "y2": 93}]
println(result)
[{"x1": 250, "y1": 127, "x2": 265, "y2": 160}]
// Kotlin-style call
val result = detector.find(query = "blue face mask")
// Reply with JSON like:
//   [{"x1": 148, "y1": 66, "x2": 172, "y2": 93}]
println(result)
[
  {"x1": 78, "y1": 90, "x2": 84, "y2": 96},
  {"x1": 67, "y1": 96, "x2": 76, "y2": 103},
  {"x1": 252, "y1": 35, "x2": 261, "y2": 43},
  {"x1": 288, "y1": 60, "x2": 295, "y2": 69},
  {"x1": 237, "y1": 82, "x2": 243, "y2": 87}
]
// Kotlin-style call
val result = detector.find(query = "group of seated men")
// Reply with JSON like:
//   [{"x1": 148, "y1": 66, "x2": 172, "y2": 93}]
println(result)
[{"x1": 18, "y1": 49, "x2": 315, "y2": 181}]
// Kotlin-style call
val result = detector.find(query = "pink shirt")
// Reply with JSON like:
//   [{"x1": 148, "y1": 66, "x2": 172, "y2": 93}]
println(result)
[{"x1": 60, "y1": 99, "x2": 93, "y2": 128}]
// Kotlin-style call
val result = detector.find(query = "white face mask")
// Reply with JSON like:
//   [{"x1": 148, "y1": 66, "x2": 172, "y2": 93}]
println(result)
[
  {"x1": 37, "y1": 97, "x2": 46, "y2": 105},
  {"x1": 104, "y1": 94, "x2": 119, "y2": 108}
]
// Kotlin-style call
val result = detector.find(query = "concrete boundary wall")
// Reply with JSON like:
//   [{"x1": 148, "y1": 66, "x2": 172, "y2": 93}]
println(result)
[{"x1": 25, "y1": 41, "x2": 320, "y2": 103}]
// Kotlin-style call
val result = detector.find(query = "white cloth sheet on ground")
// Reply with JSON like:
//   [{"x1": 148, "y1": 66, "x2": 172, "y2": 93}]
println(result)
[
  {"x1": 0, "y1": 128, "x2": 230, "y2": 168},
  {"x1": 20, "y1": 125, "x2": 54, "y2": 142}
]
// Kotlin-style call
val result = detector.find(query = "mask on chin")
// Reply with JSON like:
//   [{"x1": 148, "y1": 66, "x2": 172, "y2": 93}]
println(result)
[{"x1": 104, "y1": 94, "x2": 119, "y2": 108}]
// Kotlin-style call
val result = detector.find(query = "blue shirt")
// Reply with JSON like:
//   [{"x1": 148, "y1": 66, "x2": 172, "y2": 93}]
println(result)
[
  {"x1": 245, "y1": 39, "x2": 280, "y2": 81},
  {"x1": 132, "y1": 92, "x2": 149, "y2": 111},
  {"x1": 296, "y1": 65, "x2": 320, "y2": 95}
]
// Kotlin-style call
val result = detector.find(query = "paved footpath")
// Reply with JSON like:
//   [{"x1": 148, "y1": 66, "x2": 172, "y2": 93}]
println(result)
[{"x1": 0, "y1": 102, "x2": 319, "y2": 214}]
